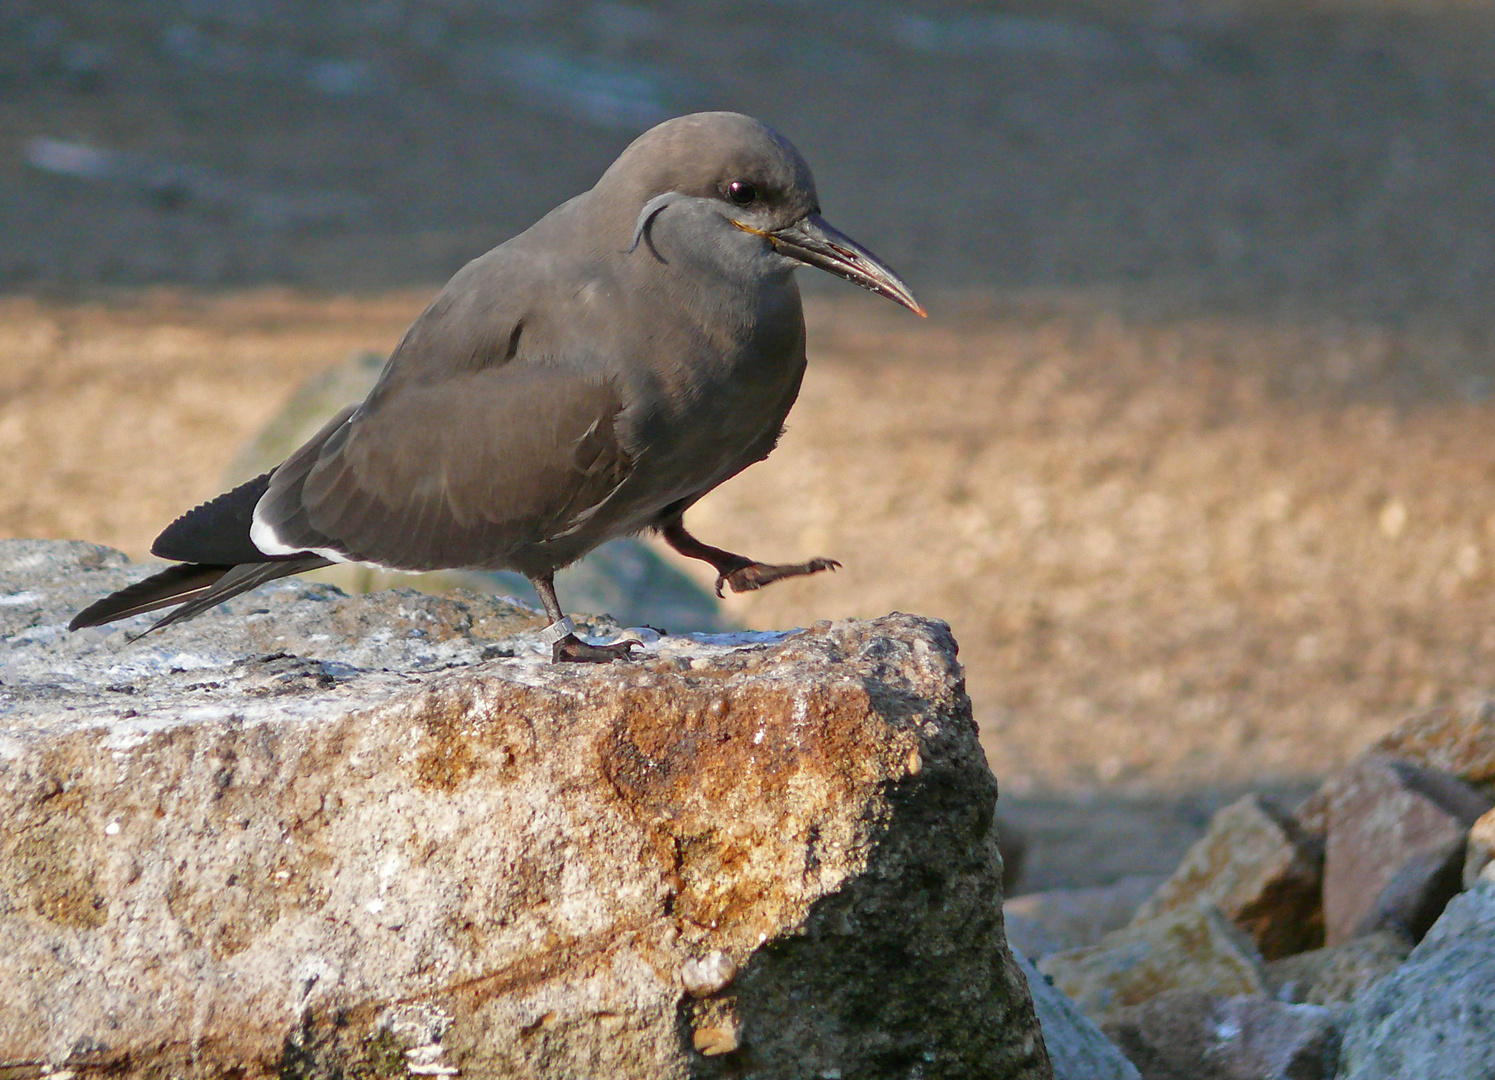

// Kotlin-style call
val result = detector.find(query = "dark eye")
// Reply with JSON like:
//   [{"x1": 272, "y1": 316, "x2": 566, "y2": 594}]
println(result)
[{"x1": 727, "y1": 180, "x2": 758, "y2": 206}]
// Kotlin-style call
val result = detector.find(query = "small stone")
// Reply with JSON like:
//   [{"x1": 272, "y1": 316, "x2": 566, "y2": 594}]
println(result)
[
  {"x1": 1264, "y1": 930, "x2": 1412, "y2": 1006},
  {"x1": 1321, "y1": 755, "x2": 1492, "y2": 945},
  {"x1": 680, "y1": 950, "x2": 737, "y2": 997},
  {"x1": 1339, "y1": 882, "x2": 1495, "y2": 1079},
  {"x1": 1103, "y1": 991, "x2": 1341, "y2": 1080},
  {"x1": 692, "y1": 1025, "x2": 739, "y2": 1057},
  {"x1": 1131, "y1": 794, "x2": 1323, "y2": 960},
  {"x1": 1038, "y1": 905, "x2": 1266, "y2": 1025},
  {"x1": 690, "y1": 996, "x2": 742, "y2": 1057}
]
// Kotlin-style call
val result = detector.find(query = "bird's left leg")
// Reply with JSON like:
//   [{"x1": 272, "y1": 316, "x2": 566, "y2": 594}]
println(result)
[
  {"x1": 529, "y1": 572, "x2": 640, "y2": 664},
  {"x1": 659, "y1": 518, "x2": 840, "y2": 599}
]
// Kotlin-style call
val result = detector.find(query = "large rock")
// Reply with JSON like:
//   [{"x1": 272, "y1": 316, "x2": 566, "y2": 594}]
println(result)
[
  {"x1": 1037, "y1": 905, "x2": 1266, "y2": 1026},
  {"x1": 0, "y1": 540, "x2": 1052, "y2": 1080},
  {"x1": 1339, "y1": 882, "x2": 1495, "y2": 1079},
  {"x1": 1319, "y1": 755, "x2": 1492, "y2": 944},
  {"x1": 223, "y1": 350, "x2": 734, "y2": 633},
  {"x1": 1130, "y1": 795, "x2": 1322, "y2": 960}
]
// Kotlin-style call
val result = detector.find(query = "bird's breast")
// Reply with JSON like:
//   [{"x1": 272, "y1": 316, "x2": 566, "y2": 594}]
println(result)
[{"x1": 611, "y1": 282, "x2": 806, "y2": 513}]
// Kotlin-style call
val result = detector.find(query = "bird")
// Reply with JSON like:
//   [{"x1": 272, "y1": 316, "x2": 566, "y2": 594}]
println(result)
[{"x1": 69, "y1": 112, "x2": 925, "y2": 663}]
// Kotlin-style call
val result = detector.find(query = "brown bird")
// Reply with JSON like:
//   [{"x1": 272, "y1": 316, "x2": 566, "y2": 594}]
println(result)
[{"x1": 69, "y1": 112, "x2": 925, "y2": 662}]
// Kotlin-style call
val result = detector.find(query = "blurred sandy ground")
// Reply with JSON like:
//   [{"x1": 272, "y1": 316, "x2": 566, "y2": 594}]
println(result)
[{"x1": 5, "y1": 286, "x2": 1494, "y2": 806}]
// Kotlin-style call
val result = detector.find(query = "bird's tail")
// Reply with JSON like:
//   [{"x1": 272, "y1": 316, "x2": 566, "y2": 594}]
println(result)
[{"x1": 69, "y1": 556, "x2": 331, "y2": 635}]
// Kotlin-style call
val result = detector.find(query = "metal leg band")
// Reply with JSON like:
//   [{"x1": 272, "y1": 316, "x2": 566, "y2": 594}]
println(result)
[{"x1": 538, "y1": 616, "x2": 576, "y2": 645}]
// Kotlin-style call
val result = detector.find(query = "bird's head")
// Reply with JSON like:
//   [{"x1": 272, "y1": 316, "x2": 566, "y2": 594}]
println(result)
[{"x1": 602, "y1": 112, "x2": 925, "y2": 317}]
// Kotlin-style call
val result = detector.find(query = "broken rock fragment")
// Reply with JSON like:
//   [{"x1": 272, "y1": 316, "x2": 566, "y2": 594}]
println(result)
[
  {"x1": 1320, "y1": 755, "x2": 1493, "y2": 945},
  {"x1": 1130, "y1": 794, "x2": 1323, "y2": 960},
  {"x1": 1037, "y1": 905, "x2": 1266, "y2": 1026}
]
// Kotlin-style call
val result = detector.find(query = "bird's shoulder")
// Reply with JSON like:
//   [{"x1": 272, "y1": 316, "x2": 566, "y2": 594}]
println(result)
[{"x1": 375, "y1": 200, "x2": 630, "y2": 390}]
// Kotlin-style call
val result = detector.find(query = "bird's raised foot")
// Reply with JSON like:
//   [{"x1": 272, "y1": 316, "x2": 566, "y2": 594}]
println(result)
[
  {"x1": 552, "y1": 633, "x2": 642, "y2": 664},
  {"x1": 715, "y1": 557, "x2": 841, "y2": 597}
]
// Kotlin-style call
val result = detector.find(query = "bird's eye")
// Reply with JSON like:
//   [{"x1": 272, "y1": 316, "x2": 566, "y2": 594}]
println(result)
[{"x1": 727, "y1": 180, "x2": 758, "y2": 206}]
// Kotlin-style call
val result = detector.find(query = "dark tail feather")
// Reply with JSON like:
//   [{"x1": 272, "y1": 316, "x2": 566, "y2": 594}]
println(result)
[
  {"x1": 140, "y1": 556, "x2": 331, "y2": 634},
  {"x1": 151, "y1": 470, "x2": 276, "y2": 565},
  {"x1": 69, "y1": 563, "x2": 233, "y2": 630},
  {"x1": 68, "y1": 555, "x2": 332, "y2": 634}
]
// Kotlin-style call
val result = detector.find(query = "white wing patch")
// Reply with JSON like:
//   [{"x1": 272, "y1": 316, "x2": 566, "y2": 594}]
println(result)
[{"x1": 250, "y1": 502, "x2": 351, "y2": 563}]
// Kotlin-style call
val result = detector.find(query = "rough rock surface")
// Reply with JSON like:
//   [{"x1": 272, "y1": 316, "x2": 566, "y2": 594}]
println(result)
[
  {"x1": 0, "y1": 540, "x2": 1051, "y2": 1080},
  {"x1": 1012, "y1": 949, "x2": 1140, "y2": 1080},
  {"x1": 1130, "y1": 795, "x2": 1322, "y2": 960},
  {"x1": 1320, "y1": 755, "x2": 1492, "y2": 944},
  {"x1": 1370, "y1": 701, "x2": 1495, "y2": 790},
  {"x1": 1263, "y1": 931, "x2": 1412, "y2": 1008},
  {"x1": 1339, "y1": 882, "x2": 1495, "y2": 1080},
  {"x1": 1004, "y1": 877, "x2": 1162, "y2": 960},
  {"x1": 1102, "y1": 991, "x2": 1341, "y2": 1080},
  {"x1": 1037, "y1": 905, "x2": 1266, "y2": 1026}
]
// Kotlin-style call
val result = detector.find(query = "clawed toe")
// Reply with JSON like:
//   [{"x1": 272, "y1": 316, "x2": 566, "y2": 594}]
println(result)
[
  {"x1": 718, "y1": 557, "x2": 841, "y2": 595},
  {"x1": 552, "y1": 633, "x2": 642, "y2": 664}
]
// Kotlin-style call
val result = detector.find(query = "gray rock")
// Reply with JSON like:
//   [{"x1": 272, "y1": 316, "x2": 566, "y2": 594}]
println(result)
[
  {"x1": 1339, "y1": 882, "x2": 1495, "y2": 1080},
  {"x1": 1102, "y1": 991, "x2": 1341, "y2": 1080},
  {"x1": 0, "y1": 539, "x2": 1053, "y2": 1080},
  {"x1": 1013, "y1": 948, "x2": 1141, "y2": 1080},
  {"x1": 223, "y1": 350, "x2": 736, "y2": 634},
  {"x1": 1005, "y1": 876, "x2": 1163, "y2": 959},
  {"x1": 1263, "y1": 930, "x2": 1412, "y2": 1007}
]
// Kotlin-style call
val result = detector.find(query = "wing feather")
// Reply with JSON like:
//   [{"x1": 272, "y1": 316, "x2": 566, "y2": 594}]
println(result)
[{"x1": 255, "y1": 366, "x2": 634, "y2": 572}]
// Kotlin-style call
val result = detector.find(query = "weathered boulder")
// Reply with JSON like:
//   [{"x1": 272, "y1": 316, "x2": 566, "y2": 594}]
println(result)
[
  {"x1": 1130, "y1": 795, "x2": 1322, "y2": 960},
  {"x1": 1037, "y1": 905, "x2": 1266, "y2": 1026},
  {"x1": 1102, "y1": 991, "x2": 1341, "y2": 1080},
  {"x1": 1338, "y1": 881, "x2": 1495, "y2": 1080},
  {"x1": 0, "y1": 540, "x2": 1051, "y2": 1080}
]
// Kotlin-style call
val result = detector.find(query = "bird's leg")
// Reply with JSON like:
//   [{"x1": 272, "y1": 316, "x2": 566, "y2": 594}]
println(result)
[
  {"x1": 659, "y1": 519, "x2": 840, "y2": 599},
  {"x1": 529, "y1": 573, "x2": 640, "y2": 664}
]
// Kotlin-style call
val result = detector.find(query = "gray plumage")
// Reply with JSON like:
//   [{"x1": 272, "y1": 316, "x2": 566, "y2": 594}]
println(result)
[{"x1": 71, "y1": 112, "x2": 924, "y2": 661}]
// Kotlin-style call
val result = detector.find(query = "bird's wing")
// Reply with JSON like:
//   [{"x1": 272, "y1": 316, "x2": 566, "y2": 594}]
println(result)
[{"x1": 253, "y1": 363, "x2": 634, "y2": 571}]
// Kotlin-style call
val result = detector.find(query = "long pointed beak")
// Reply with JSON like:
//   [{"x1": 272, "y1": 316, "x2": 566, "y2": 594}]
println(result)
[{"x1": 741, "y1": 213, "x2": 926, "y2": 317}]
